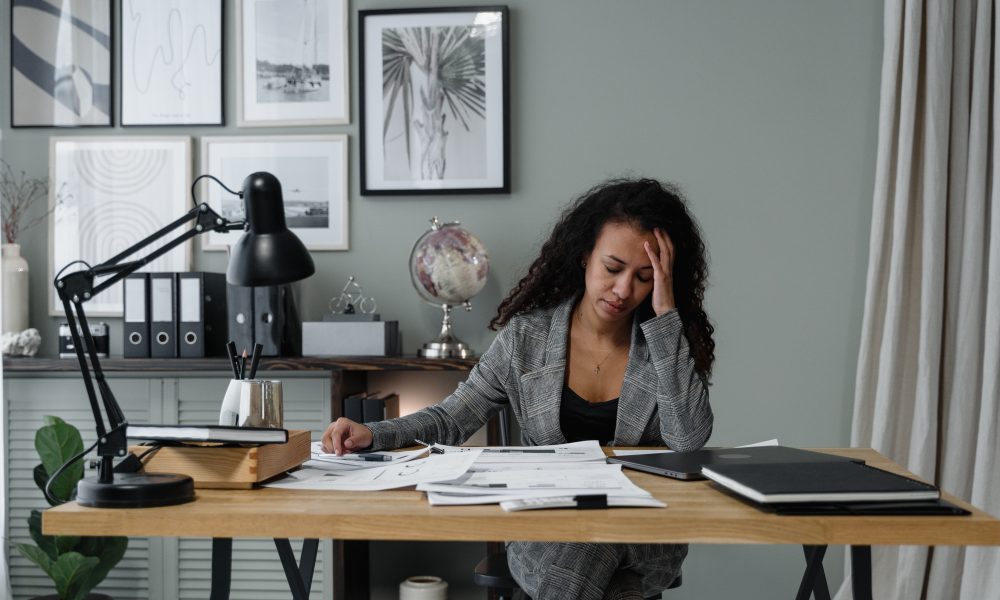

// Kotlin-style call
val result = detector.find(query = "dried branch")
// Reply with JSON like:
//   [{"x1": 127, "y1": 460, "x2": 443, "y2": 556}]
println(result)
[{"x1": 0, "y1": 160, "x2": 68, "y2": 244}]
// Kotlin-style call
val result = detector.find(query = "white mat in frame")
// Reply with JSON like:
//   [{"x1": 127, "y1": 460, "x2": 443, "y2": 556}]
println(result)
[{"x1": 200, "y1": 135, "x2": 349, "y2": 251}]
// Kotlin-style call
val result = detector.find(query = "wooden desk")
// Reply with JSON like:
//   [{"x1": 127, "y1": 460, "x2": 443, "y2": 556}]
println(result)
[{"x1": 44, "y1": 449, "x2": 1000, "y2": 600}]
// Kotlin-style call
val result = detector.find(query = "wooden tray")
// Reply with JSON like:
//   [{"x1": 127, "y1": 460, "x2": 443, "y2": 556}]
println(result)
[{"x1": 130, "y1": 429, "x2": 311, "y2": 489}]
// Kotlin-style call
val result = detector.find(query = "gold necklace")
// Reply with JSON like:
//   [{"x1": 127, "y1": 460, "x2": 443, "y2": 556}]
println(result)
[
  {"x1": 576, "y1": 309, "x2": 625, "y2": 375},
  {"x1": 591, "y1": 346, "x2": 617, "y2": 375}
]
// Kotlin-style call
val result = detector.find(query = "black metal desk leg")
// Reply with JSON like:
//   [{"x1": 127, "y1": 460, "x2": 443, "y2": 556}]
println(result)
[
  {"x1": 210, "y1": 538, "x2": 233, "y2": 600},
  {"x1": 851, "y1": 545, "x2": 873, "y2": 600},
  {"x1": 795, "y1": 545, "x2": 828, "y2": 600},
  {"x1": 275, "y1": 538, "x2": 320, "y2": 600}
]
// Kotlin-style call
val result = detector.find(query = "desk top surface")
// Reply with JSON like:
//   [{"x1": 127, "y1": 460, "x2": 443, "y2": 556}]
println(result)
[{"x1": 44, "y1": 448, "x2": 1000, "y2": 546}]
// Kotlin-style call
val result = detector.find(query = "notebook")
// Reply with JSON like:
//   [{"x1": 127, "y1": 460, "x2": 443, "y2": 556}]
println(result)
[
  {"x1": 606, "y1": 446, "x2": 859, "y2": 480},
  {"x1": 701, "y1": 460, "x2": 941, "y2": 504},
  {"x1": 127, "y1": 424, "x2": 289, "y2": 445}
]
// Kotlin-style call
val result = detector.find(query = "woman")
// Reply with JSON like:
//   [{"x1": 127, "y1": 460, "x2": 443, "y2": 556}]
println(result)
[{"x1": 322, "y1": 178, "x2": 715, "y2": 600}]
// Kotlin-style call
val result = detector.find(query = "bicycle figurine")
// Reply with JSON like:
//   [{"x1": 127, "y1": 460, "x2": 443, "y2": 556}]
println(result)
[{"x1": 329, "y1": 276, "x2": 378, "y2": 314}]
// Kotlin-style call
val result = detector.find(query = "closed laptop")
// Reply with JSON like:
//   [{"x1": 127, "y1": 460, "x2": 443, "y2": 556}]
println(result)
[{"x1": 606, "y1": 446, "x2": 859, "y2": 480}]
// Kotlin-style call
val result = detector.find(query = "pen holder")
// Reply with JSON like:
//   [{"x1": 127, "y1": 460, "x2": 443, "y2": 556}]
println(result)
[
  {"x1": 219, "y1": 379, "x2": 283, "y2": 428},
  {"x1": 237, "y1": 379, "x2": 283, "y2": 428},
  {"x1": 219, "y1": 379, "x2": 242, "y2": 426}
]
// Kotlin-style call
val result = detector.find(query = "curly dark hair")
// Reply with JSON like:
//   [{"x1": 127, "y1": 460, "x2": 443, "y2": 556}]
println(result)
[{"x1": 490, "y1": 178, "x2": 715, "y2": 378}]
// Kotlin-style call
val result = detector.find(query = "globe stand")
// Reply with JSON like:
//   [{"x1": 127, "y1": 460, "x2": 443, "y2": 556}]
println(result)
[{"x1": 419, "y1": 303, "x2": 474, "y2": 359}]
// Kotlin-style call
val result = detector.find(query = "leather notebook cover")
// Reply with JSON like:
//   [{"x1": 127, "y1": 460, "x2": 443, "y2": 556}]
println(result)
[
  {"x1": 770, "y1": 499, "x2": 970, "y2": 516},
  {"x1": 702, "y1": 461, "x2": 941, "y2": 503}
]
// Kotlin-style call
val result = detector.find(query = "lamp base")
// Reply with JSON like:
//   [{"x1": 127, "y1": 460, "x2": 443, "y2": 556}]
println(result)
[{"x1": 77, "y1": 472, "x2": 195, "y2": 508}]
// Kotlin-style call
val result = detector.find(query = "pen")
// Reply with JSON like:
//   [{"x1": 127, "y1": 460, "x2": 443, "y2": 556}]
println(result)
[
  {"x1": 248, "y1": 343, "x2": 263, "y2": 380},
  {"x1": 329, "y1": 453, "x2": 392, "y2": 462},
  {"x1": 226, "y1": 341, "x2": 240, "y2": 380},
  {"x1": 415, "y1": 439, "x2": 444, "y2": 454}
]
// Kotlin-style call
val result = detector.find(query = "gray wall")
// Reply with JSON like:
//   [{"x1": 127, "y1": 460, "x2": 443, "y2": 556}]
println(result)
[{"x1": 1, "y1": 0, "x2": 882, "y2": 598}]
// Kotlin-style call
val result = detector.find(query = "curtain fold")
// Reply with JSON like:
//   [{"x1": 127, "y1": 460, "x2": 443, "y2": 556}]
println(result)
[{"x1": 839, "y1": 0, "x2": 999, "y2": 598}]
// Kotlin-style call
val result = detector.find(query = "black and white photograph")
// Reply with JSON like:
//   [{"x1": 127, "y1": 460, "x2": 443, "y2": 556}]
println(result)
[
  {"x1": 48, "y1": 137, "x2": 192, "y2": 315},
  {"x1": 201, "y1": 135, "x2": 348, "y2": 250},
  {"x1": 360, "y1": 7, "x2": 509, "y2": 195},
  {"x1": 11, "y1": 0, "x2": 113, "y2": 127},
  {"x1": 120, "y1": 0, "x2": 223, "y2": 126},
  {"x1": 237, "y1": 0, "x2": 348, "y2": 126}
]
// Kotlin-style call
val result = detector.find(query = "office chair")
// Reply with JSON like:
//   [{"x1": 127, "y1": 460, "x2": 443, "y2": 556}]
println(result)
[{"x1": 472, "y1": 406, "x2": 681, "y2": 600}]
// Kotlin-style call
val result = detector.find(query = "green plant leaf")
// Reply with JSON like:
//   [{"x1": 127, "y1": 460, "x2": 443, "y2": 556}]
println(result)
[
  {"x1": 77, "y1": 535, "x2": 128, "y2": 595},
  {"x1": 35, "y1": 416, "x2": 84, "y2": 503},
  {"x1": 48, "y1": 552, "x2": 99, "y2": 600},
  {"x1": 16, "y1": 542, "x2": 53, "y2": 577},
  {"x1": 28, "y1": 509, "x2": 79, "y2": 560}
]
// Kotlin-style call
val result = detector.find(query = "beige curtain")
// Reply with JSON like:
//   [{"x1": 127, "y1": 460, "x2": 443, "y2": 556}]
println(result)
[{"x1": 838, "y1": 0, "x2": 999, "y2": 598}]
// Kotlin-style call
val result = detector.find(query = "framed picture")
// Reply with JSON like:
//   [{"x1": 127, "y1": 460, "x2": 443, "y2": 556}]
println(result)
[
  {"x1": 200, "y1": 135, "x2": 348, "y2": 251},
  {"x1": 11, "y1": 0, "x2": 113, "y2": 127},
  {"x1": 120, "y1": 0, "x2": 223, "y2": 125},
  {"x1": 237, "y1": 0, "x2": 349, "y2": 126},
  {"x1": 48, "y1": 137, "x2": 192, "y2": 316},
  {"x1": 359, "y1": 6, "x2": 510, "y2": 195}
]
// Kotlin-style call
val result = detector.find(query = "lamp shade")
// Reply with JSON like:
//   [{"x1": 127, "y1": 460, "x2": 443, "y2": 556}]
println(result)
[{"x1": 227, "y1": 172, "x2": 316, "y2": 286}]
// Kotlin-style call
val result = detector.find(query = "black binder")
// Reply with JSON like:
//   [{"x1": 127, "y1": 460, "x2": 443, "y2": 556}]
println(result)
[
  {"x1": 178, "y1": 272, "x2": 228, "y2": 358},
  {"x1": 254, "y1": 285, "x2": 301, "y2": 356},
  {"x1": 149, "y1": 273, "x2": 178, "y2": 358},
  {"x1": 123, "y1": 273, "x2": 150, "y2": 358},
  {"x1": 227, "y1": 283, "x2": 254, "y2": 354}
]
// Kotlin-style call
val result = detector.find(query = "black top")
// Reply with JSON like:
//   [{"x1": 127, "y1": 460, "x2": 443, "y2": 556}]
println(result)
[{"x1": 560, "y1": 385, "x2": 619, "y2": 445}]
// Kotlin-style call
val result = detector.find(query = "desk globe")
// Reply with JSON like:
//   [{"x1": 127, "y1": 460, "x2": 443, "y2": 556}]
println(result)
[{"x1": 409, "y1": 217, "x2": 490, "y2": 358}]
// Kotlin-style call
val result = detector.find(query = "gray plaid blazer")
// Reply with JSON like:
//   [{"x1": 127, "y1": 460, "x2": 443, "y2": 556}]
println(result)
[{"x1": 367, "y1": 297, "x2": 712, "y2": 451}]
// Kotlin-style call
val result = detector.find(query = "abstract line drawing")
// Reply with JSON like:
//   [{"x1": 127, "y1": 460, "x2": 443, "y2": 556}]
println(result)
[
  {"x1": 11, "y1": 0, "x2": 112, "y2": 127},
  {"x1": 121, "y1": 0, "x2": 223, "y2": 125},
  {"x1": 49, "y1": 138, "x2": 191, "y2": 316}
]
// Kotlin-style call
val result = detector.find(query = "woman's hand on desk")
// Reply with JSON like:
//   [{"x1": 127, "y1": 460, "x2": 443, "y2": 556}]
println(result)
[{"x1": 321, "y1": 418, "x2": 374, "y2": 455}]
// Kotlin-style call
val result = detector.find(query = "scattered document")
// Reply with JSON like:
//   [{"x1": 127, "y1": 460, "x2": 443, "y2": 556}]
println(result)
[
  {"x1": 309, "y1": 442, "x2": 427, "y2": 467},
  {"x1": 421, "y1": 463, "x2": 659, "y2": 507},
  {"x1": 611, "y1": 439, "x2": 780, "y2": 456},
  {"x1": 500, "y1": 496, "x2": 665, "y2": 512},
  {"x1": 429, "y1": 439, "x2": 607, "y2": 464},
  {"x1": 265, "y1": 449, "x2": 482, "y2": 491}
]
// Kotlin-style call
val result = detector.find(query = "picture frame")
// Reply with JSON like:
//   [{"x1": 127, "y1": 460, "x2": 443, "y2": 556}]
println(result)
[
  {"x1": 11, "y1": 0, "x2": 113, "y2": 127},
  {"x1": 200, "y1": 135, "x2": 349, "y2": 251},
  {"x1": 120, "y1": 0, "x2": 223, "y2": 126},
  {"x1": 359, "y1": 6, "x2": 510, "y2": 195},
  {"x1": 237, "y1": 0, "x2": 349, "y2": 127},
  {"x1": 48, "y1": 137, "x2": 193, "y2": 316}
]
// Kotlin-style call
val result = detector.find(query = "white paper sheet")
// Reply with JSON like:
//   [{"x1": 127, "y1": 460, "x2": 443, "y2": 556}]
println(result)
[
  {"x1": 265, "y1": 449, "x2": 482, "y2": 491},
  {"x1": 309, "y1": 442, "x2": 428, "y2": 467},
  {"x1": 429, "y1": 439, "x2": 606, "y2": 463}
]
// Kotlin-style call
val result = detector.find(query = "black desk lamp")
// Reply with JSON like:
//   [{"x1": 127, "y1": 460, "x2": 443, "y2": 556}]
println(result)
[{"x1": 54, "y1": 172, "x2": 314, "y2": 508}]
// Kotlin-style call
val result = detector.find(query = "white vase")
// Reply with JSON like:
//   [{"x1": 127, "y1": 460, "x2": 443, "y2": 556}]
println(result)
[{"x1": 1, "y1": 243, "x2": 29, "y2": 334}]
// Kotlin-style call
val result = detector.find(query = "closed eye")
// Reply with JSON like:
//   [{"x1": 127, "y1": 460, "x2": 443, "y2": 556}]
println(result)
[{"x1": 606, "y1": 266, "x2": 652, "y2": 284}]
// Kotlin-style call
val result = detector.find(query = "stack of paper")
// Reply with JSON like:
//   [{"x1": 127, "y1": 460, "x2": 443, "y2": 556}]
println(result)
[
  {"x1": 263, "y1": 444, "x2": 480, "y2": 491},
  {"x1": 417, "y1": 440, "x2": 664, "y2": 511}
]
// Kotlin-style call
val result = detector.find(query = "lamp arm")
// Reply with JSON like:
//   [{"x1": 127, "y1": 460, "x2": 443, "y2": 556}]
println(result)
[{"x1": 54, "y1": 203, "x2": 245, "y2": 484}]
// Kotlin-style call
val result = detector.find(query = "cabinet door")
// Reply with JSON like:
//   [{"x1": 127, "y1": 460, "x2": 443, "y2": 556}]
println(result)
[
  {"x1": 4, "y1": 376, "x2": 161, "y2": 600},
  {"x1": 173, "y1": 375, "x2": 333, "y2": 600}
]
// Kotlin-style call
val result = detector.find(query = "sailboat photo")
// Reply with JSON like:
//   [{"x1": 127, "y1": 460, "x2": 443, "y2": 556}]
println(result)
[{"x1": 255, "y1": 0, "x2": 330, "y2": 103}]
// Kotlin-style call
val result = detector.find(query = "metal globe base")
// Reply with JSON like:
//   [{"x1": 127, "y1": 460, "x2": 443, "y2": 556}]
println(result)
[
  {"x1": 77, "y1": 472, "x2": 195, "y2": 508},
  {"x1": 419, "y1": 303, "x2": 475, "y2": 359}
]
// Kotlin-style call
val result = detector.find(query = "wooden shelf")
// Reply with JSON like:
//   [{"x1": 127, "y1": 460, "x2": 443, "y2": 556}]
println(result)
[{"x1": 2, "y1": 355, "x2": 478, "y2": 373}]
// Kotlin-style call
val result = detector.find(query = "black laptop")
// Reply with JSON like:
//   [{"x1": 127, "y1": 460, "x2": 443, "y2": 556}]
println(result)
[{"x1": 606, "y1": 446, "x2": 861, "y2": 480}]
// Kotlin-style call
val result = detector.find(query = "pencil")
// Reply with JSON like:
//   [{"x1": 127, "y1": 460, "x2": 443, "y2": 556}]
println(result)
[{"x1": 240, "y1": 349, "x2": 248, "y2": 380}]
